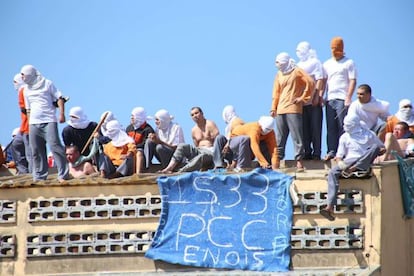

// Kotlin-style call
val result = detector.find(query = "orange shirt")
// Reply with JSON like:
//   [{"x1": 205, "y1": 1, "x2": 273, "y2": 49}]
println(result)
[
  {"x1": 231, "y1": 122, "x2": 278, "y2": 167},
  {"x1": 18, "y1": 88, "x2": 29, "y2": 134},
  {"x1": 385, "y1": 115, "x2": 414, "y2": 134},
  {"x1": 103, "y1": 142, "x2": 136, "y2": 167},
  {"x1": 271, "y1": 67, "x2": 314, "y2": 115}
]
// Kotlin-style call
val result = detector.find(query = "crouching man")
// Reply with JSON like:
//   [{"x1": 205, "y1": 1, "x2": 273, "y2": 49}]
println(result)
[{"x1": 320, "y1": 115, "x2": 385, "y2": 221}]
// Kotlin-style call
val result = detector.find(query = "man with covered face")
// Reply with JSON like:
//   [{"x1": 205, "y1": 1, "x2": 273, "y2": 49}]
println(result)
[
  {"x1": 322, "y1": 37, "x2": 358, "y2": 161},
  {"x1": 62, "y1": 106, "x2": 98, "y2": 156},
  {"x1": 144, "y1": 109, "x2": 185, "y2": 170},
  {"x1": 320, "y1": 115, "x2": 385, "y2": 221},
  {"x1": 20, "y1": 64, "x2": 69, "y2": 182},
  {"x1": 385, "y1": 99, "x2": 414, "y2": 135},
  {"x1": 270, "y1": 52, "x2": 314, "y2": 171},
  {"x1": 296, "y1": 41, "x2": 325, "y2": 160},
  {"x1": 126, "y1": 107, "x2": 155, "y2": 173}
]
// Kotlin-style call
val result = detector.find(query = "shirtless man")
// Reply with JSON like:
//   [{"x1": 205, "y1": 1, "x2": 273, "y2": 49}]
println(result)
[
  {"x1": 66, "y1": 145, "x2": 96, "y2": 178},
  {"x1": 377, "y1": 121, "x2": 414, "y2": 162},
  {"x1": 161, "y1": 107, "x2": 220, "y2": 173}
]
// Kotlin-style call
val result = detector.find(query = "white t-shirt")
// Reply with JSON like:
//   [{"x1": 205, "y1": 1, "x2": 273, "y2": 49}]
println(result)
[
  {"x1": 348, "y1": 97, "x2": 390, "y2": 130},
  {"x1": 24, "y1": 79, "x2": 62, "y2": 124},
  {"x1": 336, "y1": 131, "x2": 384, "y2": 161},
  {"x1": 297, "y1": 57, "x2": 324, "y2": 105},
  {"x1": 156, "y1": 122, "x2": 185, "y2": 146},
  {"x1": 323, "y1": 57, "x2": 357, "y2": 101}
]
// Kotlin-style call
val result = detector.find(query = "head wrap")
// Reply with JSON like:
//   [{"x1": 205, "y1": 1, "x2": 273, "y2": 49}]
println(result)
[
  {"x1": 296, "y1": 41, "x2": 311, "y2": 62},
  {"x1": 100, "y1": 111, "x2": 116, "y2": 137},
  {"x1": 343, "y1": 114, "x2": 375, "y2": 144},
  {"x1": 20, "y1": 64, "x2": 45, "y2": 89},
  {"x1": 331, "y1": 37, "x2": 344, "y2": 60},
  {"x1": 67, "y1": 106, "x2": 91, "y2": 129},
  {"x1": 12, "y1": 127, "x2": 20, "y2": 138},
  {"x1": 395, "y1": 99, "x2": 414, "y2": 125},
  {"x1": 222, "y1": 105, "x2": 237, "y2": 124},
  {"x1": 131, "y1": 107, "x2": 147, "y2": 129},
  {"x1": 275, "y1": 52, "x2": 296, "y2": 74},
  {"x1": 258, "y1": 116, "x2": 275, "y2": 135},
  {"x1": 106, "y1": 120, "x2": 133, "y2": 147},
  {"x1": 13, "y1": 73, "x2": 24, "y2": 92},
  {"x1": 155, "y1": 109, "x2": 173, "y2": 131}
]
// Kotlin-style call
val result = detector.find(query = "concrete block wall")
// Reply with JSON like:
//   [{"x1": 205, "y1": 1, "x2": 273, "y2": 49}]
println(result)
[{"x1": 0, "y1": 162, "x2": 413, "y2": 275}]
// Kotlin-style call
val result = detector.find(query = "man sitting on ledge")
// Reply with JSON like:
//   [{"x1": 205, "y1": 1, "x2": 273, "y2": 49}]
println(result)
[{"x1": 320, "y1": 114, "x2": 385, "y2": 221}]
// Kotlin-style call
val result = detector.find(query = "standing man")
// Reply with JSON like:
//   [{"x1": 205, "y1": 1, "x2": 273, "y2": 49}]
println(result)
[
  {"x1": 13, "y1": 73, "x2": 33, "y2": 173},
  {"x1": 323, "y1": 36, "x2": 357, "y2": 161},
  {"x1": 296, "y1": 41, "x2": 325, "y2": 160},
  {"x1": 21, "y1": 65, "x2": 69, "y2": 182},
  {"x1": 270, "y1": 52, "x2": 314, "y2": 171},
  {"x1": 161, "y1": 107, "x2": 220, "y2": 173}
]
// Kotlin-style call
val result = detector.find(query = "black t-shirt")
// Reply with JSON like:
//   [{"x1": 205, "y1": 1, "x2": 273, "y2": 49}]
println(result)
[
  {"x1": 62, "y1": 122, "x2": 98, "y2": 155},
  {"x1": 126, "y1": 122, "x2": 155, "y2": 149}
]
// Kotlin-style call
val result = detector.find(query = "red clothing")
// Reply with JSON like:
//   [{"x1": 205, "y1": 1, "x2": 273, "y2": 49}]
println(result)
[
  {"x1": 18, "y1": 88, "x2": 29, "y2": 134},
  {"x1": 231, "y1": 122, "x2": 278, "y2": 167}
]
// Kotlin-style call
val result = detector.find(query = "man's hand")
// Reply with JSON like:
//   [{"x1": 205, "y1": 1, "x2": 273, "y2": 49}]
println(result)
[{"x1": 58, "y1": 113, "x2": 65, "y2": 123}]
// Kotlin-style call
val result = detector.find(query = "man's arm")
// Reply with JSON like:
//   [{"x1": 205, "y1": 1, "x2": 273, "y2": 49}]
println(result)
[
  {"x1": 345, "y1": 79, "x2": 356, "y2": 106},
  {"x1": 57, "y1": 98, "x2": 66, "y2": 123}
]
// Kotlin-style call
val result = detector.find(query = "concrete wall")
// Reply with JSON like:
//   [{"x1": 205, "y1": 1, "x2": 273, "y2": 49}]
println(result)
[{"x1": 0, "y1": 161, "x2": 413, "y2": 275}]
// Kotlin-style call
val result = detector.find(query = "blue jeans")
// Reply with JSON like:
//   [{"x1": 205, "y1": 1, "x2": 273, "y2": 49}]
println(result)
[
  {"x1": 29, "y1": 123, "x2": 69, "y2": 181},
  {"x1": 325, "y1": 99, "x2": 348, "y2": 156}
]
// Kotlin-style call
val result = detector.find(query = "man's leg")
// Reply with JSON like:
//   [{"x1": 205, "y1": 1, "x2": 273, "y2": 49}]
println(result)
[
  {"x1": 311, "y1": 105, "x2": 323, "y2": 159},
  {"x1": 155, "y1": 144, "x2": 174, "y2": 169},
  {"x1": 22, "y1": 133, "x2": 33, "y2": 173},
  {"x1": 143, "y1": 139, "x2": 156, "y2": 169},
  {"x1": 46, "y1": 122, "x2": 69, "y2": 181},
  {"x1": 29, "y1": 124, "x2": 48, "y2": 180},
  {"x1": 11, "y1": 134, "x2": 29, "y2": 174},
  {"x1": 275, "y1": 114, "x2": 289, "y2": 160},
  {"x1": 287, "y1": 113, "x2": 305, "y2": 169},
  {"x1": 302, "y1": 105, "x2": 312, "y2": 159},
  {"x1": 230, "y1": 136, "x2": 252, "y2": 169},
  {"x1": 325, "y1": 100, "x2": 341, "y2": 159},
  {"x1": 212, "y1": 134, "x2": 228, "y2": 168}
]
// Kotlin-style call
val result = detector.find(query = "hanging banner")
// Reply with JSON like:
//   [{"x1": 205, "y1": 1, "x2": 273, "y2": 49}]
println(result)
[
  {"x1": 394, "y1": 154, "x2": 414, "y2": 218},
  {"x1": 145, "y1": 168, "x2": 293, "y2": 272}
]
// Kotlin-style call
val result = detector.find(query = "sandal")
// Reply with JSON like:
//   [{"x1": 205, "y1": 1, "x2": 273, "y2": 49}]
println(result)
[{"x1": 320, "y1": 209, "x2": 335, "y2": 221}]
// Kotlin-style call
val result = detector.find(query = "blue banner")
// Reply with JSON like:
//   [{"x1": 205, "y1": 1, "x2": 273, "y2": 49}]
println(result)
[
  {"x1": 145, "y1": 168, "x2": 293, "y2": 272},
  {"x1": 394, "y1": 154, "x2": 414, "y2": 218}
]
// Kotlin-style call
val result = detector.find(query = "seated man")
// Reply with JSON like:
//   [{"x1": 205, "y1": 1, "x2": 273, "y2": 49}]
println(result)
[
  {"x1": 229, "y1": 116, "x2": 279, "y2": 171},
  {"x1": 160, "y1": 107, "x2": 220, "y2": 173},
  {"x1": 98, "y1": 120, "x2": 136, "y2": 179},
  {"x1": 144, "y1": 109, "x2": 185, "y2": 170},
  {"x1": 126, "y1": 107, "x2": 155, "y2": 173},
  {"x1": 385, "y1": 99, "x2": 414, "y2": 135},
  {"x1": 10, "y1": 127, "x2": 29, "y2": 175},
  {"x1": 213, "y1": 105, "x2": 245, "y2": 169},
  {"x1": 65, "y1": 145, "x2": 96, "y2": 178},
  {"x1": 377, "y1": 121, "x2": 414, "y2": 162},
  {"x1": 320, "y1": 115, "x2": 385, "y2": 221},
  {"x1": 62, "y1": 106, "x2": 98, "y2": 156}
]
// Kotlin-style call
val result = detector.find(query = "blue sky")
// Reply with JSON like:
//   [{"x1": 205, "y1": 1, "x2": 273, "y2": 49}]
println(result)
[{"x1": 1, "y1": 0, "x2": 413, "y2": 159}]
